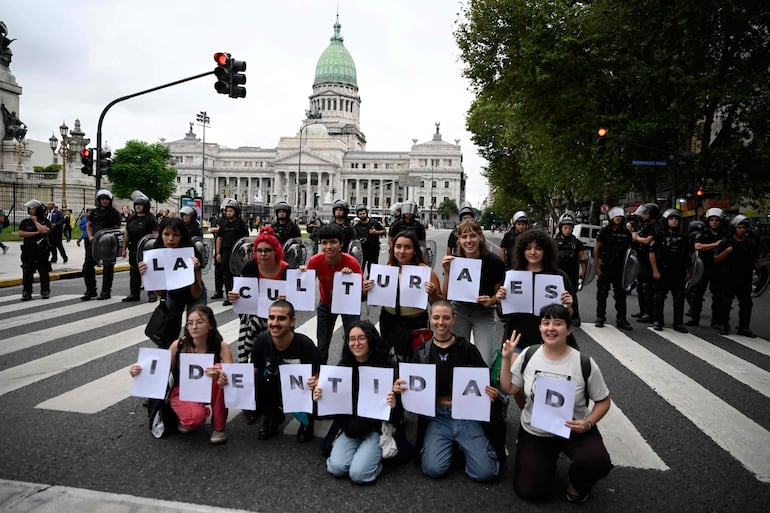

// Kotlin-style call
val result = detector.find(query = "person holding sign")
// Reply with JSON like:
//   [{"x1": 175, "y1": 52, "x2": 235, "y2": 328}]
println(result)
[
  {"x1": 379, "y1": 230, "x2": 443, "y2": 361},
  {"x1": 129, "y1": 305, "x2": 233, "y2": 444},
  {"x1": 499, "y1": 304, "x2": 612, "y2": 503},
  {"x1": 310, "y1": 321, "x2": 403, "y2": 484},
  {"x1": 228, "y1": 226, "x2": 289, "y2": 365},
  {"x1": 496, "y1": 229, "x2": 576, "y2": 353},
  {"x1": 303, "y1": 224, "x2": 370, "y2": 364},
  {"x1": 441, "y1": 219, "x2": 505, "y2": 366},
  {"x1": 394, "y1": 301, "x2": 501, "y2": 482}
]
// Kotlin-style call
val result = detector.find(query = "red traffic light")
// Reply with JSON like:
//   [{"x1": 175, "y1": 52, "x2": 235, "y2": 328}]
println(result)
[
  {"x1": 81, "y1": 148, "x2": 91, "y2": 158},
  {"x1": 597, "y1": 127, "x2": 608, "y2": 137},
  {"x1": 696, "y1": 189, "x2": 704, "y2": 197},
  {"x1": 214, "y1": 52, "x2": 229, "y2": 66}
]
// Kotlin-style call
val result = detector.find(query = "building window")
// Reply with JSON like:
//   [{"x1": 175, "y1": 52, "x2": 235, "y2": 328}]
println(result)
[
  {"x1": 444, "y1": 180, "x2": 449, "y2": 188},
  {"x1": 419, "y1": 196, "x2": 425, "y2": 207},
  {"x1": 187, "y1": 176, "x2": 191, "y2": 183},
  {"x1": 374, "y1": 163, "x2": 378, "y2": 169},
  {"x1": 432, "y1": 180, "x2": 437, "y2": 188},
  {"x1": 362, "y1": 163, "x2": 366, "y2": 169},
  {"x1": 431, "y1": 159, "x2": 440, "y2": 167},
  {"x1": 420, "y1": 181, "x2": 425, "y2": 188},
  {"x1": 445, "y1": 159, "x2": 453, "y2": 166}
]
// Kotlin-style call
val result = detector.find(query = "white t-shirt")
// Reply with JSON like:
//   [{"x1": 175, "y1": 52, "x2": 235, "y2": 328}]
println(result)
[{"x1": 511, "y1": 346, "x2": 610, "y2": 437}]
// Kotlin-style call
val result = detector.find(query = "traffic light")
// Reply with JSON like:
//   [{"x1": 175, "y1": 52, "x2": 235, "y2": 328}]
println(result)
[
  {"x1": 229, "y1": 58, "x2": 247, "y2": 98},
  {"x1": 214, "y1": 52, "x2": 231, "y2": 96},
  {"x1": 596, "y1": 127, "x2": 608, "y2": 154},
  {"x1": 98, "y1": 149, "x2": 112, "y2": 177},
  {"x1": 80, "y1": 148, "x2": 94, "y2": 175}
]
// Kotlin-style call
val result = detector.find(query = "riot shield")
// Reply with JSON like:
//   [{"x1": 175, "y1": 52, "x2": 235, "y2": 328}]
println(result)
[
  {"x1": 622, "y1": 248, "x2": 640, "y2": 291},
  {"x1": 420, "y1": 240, "x2": 437, "y2": 268},
  {"x1": 192, "y1": 236, "x2": 212, "y2": 275},
  {"x1": 92, "y1": 228, "x2": 124, "y2": 265},
  {"x1": 229, "y1": 237, "x2": 253, "y2": 276},
  {"x1": 752, "y1": 259, "x2": 769, "y2": 297},
  {"x1": 136, "y1": 234, "x2": 158, "y2": 262},
  {"x1": 580, "y1": 253, "x2": 596, "y2": 291},
  {"x1": 348, "y1": 239, "x2": 364, "y2": 268},
  {"x1": 283, "y1": 237, "x2": 315, "y2": 269},
  {"x1": 685, "y1": 253, "x2": 705, "y2": 293}
]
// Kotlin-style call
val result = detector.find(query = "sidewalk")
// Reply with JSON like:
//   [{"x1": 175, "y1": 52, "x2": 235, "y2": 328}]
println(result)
[{"x1": 0, "y1": 239, "x2": 130, "y2": 288}]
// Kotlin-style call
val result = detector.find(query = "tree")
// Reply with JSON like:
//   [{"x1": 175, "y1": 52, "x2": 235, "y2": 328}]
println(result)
[
  {"x1": 436, "y1": 198, "x2": 459, "y2": 217},
  {"x1": 108, "y1": 140, "x2": 177, "y2": 202}
]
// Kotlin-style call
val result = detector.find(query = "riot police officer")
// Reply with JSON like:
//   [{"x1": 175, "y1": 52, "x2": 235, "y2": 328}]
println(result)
[
  {"x1": 81, "y1": 189, "x2": 121, "y2": 300},
  {"x1": 685, "y1": 208, "x2": 725, "y2": 326},
  {"x1": 631, "y1": 202, "x2": 663, "y2": 323},
  {"x1": 554, "y1": 211, "x2": 588, "y2": 326},
  {"x1": 353, "y1": 204, "x2": 385, "y2": 275},
  {"x1": 712, "y1": 216, "x2": 759, "y2": 337},
  {"x1": 446, "y1": 202, "x2": 475, "y2": 256},
  {"x1": 331, "y1": 199, "x2": 357, "y2": 252},
  {"x1": 180, "y1": 205, "x2": 203, "y2": 237},
  {"x1": 500, "y1": 210, "x2": 529, "y2": 270},
  {"x1": 270, "y1": 201, "x2": 301, "y2": 245},
  {"x1": 120, "y1": 191, "x2": 158, "y2": 302},
  {"x1": 594, "y1": 207, "x2": 633, "y2": 330},
  {"x1": 387, "y1": 200, "x2": 425, "y2": 246},
  {"x1": 18, "y1": 200, "x2": 51, "y2": 301},
  {"x1": 215, "y1": 198, "x2": 249, "y2": 306},
  {"x1": 649, "y1": 209, "x2": 690, "y2": 332}
]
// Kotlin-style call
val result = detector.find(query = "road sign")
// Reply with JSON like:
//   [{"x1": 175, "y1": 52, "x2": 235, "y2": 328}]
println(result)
[{"x1": 631, "y1": 160, "x2": 668, "y2": 167}]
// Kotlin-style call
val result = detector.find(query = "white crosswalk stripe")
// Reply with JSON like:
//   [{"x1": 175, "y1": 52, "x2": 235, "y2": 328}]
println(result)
[{"x1": 2, "y1": 297, "x2": 769, "y2": 483}]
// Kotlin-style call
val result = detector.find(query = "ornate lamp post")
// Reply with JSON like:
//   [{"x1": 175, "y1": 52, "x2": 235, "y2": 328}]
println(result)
[
  {"x1": 48, "y1": 119, "x2": 86, "y2": 209},
  {"x1": 297, "y1": 108, "x2": 322, "y2": 213},
  {"x1": 196, "y1": 111, "x2": 210, "y2": 207}
]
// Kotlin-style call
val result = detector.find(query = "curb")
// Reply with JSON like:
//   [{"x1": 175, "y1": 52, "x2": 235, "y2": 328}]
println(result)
[{"x1": 0, "y1": 263, "x2": 130, "y2": 288}]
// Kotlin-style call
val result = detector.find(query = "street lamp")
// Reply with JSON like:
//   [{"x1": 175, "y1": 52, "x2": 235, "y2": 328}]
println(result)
[
  {"x1": 49, "y1": 119, "x2": 87, "y2": 209},
  {"x1": 297, "y1": 108, "x2": 322, "y2": 214},
  {"x1": 196, "y1": 111, "x2": 210, "y2": 208}
]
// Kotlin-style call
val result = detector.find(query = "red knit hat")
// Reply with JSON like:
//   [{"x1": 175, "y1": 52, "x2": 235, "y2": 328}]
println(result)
[{"x1": 253, "y1": 226, "x2": 283, "y2": 263}]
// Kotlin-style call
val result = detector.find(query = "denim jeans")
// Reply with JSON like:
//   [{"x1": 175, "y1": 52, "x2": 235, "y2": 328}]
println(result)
[
  {"x1": 327, "y1": 430, "x2": 383, "y2": 484},
  {"x1": 421, "y1": 405, "x2": 499, "y2": 482},
  {"x1": 316, "y1": 303, "x2": 359, "y2": 364},
  {"x1": 451, "y1": 301, "x2": 498, "y2": 366}
]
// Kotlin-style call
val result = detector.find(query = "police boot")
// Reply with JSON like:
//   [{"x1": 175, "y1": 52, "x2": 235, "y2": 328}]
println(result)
[
  {"x1": 637, "y1": 284, "x2": 654, "y2": 323},
  {"x1": 97, "y1": 289, "x2": 111, "y2": 300},
  {"x1": 672, "y1": 301, "x2": 687, "y2": 333}
]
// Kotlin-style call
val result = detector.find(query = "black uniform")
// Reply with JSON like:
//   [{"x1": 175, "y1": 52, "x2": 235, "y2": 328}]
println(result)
[
  {"x1": 353, "y1": 218, "x2": 384, "y2": 275},
  {"x1": 20, "y1": 216, "x2": 51, "y2": 298},
  {"x1": 686, "y1": 228, "x2": 724, "y2": 325},
  {"x1": 333, "y1": 220, "x2": 357, "y2": 253},
  {"x1": 650, "y1": 227, "x2": 690, "y2": 330},
  {"x1": 125, "y1": 213, "x2": 158, "y2": 298},
  {"x1": 217, "y1": 215, "x2": 249, "y2": 293},
  {"x1": 271, "y1": 220, "x2": 301, "y2": 246},
  {"x1": 713, "y1": 236, "x2": 758, "y2": 333},
  {"x1": 595, "y1": 225, "x2": 632, "y2": 325},
  {"x1": 635, "y1": 220, "x2": 663, "y2": 321},
  {"x1": 210, "y1": 215, "x2": 224, "y2": 297},
  {"x1": 555, "y1": 232, "x2": 586, "y2": 323},
  {"x1": 500, "y1": 229, "x2": 522, "y2": 270},
  {"x1": 388, "y1": 218, "x2": 426, "y2": 242},
  {"x1": 83, "y1": 205, "x2": 121, "y2": 298}
]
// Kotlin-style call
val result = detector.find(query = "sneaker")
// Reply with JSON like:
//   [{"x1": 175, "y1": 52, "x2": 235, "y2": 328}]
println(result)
[
  {"x1": 296, "y1": 422, "x2": 314, "y2": 443},
  {"x1": 122, "y1": 295, "x2": 140, "y2": 302},
  {"x1": 565, "y1": 484, "x2": 589, "y2": 504},
  {"x1": 736, "y1": 328, "x2": 756, "y2": 338},
  {"x1": 257, "y1": 413, "x2": 285, "y2": 440},
  {"x1": 148, "y1": 293, "x2": 158, "y2": 303},
  {"x1": 210, "y1": 292, "x2": 224, "y2": 300},
  {"x1": 673, "y1": 324, "x2": 688, "y2": 333},
  {"x1": 222, "y1": 300, "x2": 232, "y2": 306},
  {"x1": 209, "y1": 430, "x2": 228, "y2": 444},
  {"x1": 21, "y1": 293, "x2": 32, "y2": 302},
  {"x1": 62, "y1": 257, "x2": 68, "y2": 264},
  {"x1": 616, "y1": 320, "x2": 633, "y2": 331}
]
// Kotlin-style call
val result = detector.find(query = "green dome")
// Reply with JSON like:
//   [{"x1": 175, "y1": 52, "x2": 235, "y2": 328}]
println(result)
[{"x1": 314, "y1": 16, "x2": 357, "y2": 87}]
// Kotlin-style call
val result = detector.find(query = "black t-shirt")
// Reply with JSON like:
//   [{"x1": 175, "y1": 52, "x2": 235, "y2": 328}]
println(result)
[
  {"x1": 218, "y1": 216, "x2": 249, "y2": 250},
  {"x1": 125, "y1": 214, "x2": 158, "y2": 250},
  {"x1": 476, "y1": 251, "x2": 506, "y2": 297},
  {"x1": 251, "y1": 332, "x2": 321, "y2": 375},
  {"x1": 637, "y1": 221, "x2": 663, "y2": 258},
  {"x1": 388, "y1": 219, "x2": 426, "y2": 242},
  {"x1": 271, "y1": 221, "x2": 301, "y2": 245},
  {"x1": 651, "y1": 229, "x2": 690, "y2": 271},
  {"x1": 20, "y1": 216, "x2": 51, "y2": 251},
  {"x1": 354, "y1": 219, "x2": 384, "y2": 249},
  {"x1": 89, "y1": 206, "x2": 121, "y2": 234},
  {"x1": 333, "y1": 221, "x2": 357, "y2": 252},
  {"x1": 555, "y1": 233, "x2": 585, "y2": 277},
  {"x1": 500, "y1": 230, "x2": 520, "y2": 269},
  {"x1": 697, "y1": 230, "x2": 724, "y2": 267},
  {"x1": 417, "y1": 337, "x2": 488, "y2": 398},
  {"x1": 717, "y1": 236, "x2": 757, "y2": 278},
  {"x1": 596, "y1": 225, "x2": 631, "y2": 268}
]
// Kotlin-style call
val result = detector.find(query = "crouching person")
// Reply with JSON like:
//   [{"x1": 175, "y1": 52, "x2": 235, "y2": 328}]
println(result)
[{"x1": 499, "y1": 304, "x2": 612, "y2": 503}]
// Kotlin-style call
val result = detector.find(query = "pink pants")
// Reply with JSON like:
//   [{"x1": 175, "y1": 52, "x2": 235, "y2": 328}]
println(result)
[{"x1": 170, "y1": 364, "x2": 227, "y2": 432}]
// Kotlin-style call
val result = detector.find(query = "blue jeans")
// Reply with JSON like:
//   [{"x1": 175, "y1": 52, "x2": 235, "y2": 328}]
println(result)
[
  {"x1": 316, "y1": 303, "x2": 359, "y2": 364},
  {"x1": 451, "y1": 301, "x2": 498, "y2": 366},
  {"x1": 421, "y1": 405, "x2": 499, "y2": 482},
  {"x1": 327, "y1": 431, "x2": 383, "y2": 484}
]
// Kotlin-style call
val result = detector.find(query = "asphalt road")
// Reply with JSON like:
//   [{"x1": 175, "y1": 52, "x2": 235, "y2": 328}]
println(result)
[{"x1": 0, "y1": 228, "x2": 768, "y2": 513}]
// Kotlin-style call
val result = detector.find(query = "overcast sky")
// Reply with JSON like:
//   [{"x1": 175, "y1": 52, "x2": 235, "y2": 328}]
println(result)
[{"x1": 3, "y1": 0, "x2": 490, "y2": 207}]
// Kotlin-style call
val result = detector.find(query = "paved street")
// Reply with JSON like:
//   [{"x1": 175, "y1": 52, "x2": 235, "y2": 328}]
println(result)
[{"x1": 0, "y1": 228, "x2": 768, "y2": 513}]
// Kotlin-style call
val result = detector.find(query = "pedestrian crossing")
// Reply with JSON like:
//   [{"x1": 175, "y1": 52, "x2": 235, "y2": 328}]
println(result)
[{"x1": 0, "y1": 297, "x2": 768, "y2": 483}]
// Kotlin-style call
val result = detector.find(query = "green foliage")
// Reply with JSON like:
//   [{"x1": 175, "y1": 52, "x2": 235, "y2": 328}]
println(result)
[
  {"x1": 437, "y1": 198, "x2": 459, "y2": 216},
  {"x1": 108, "y1": 140, "x2": 177, "y2": 202},
  {"x1": 33, "y1": 164, "x2": 61, "y2": 173},
  {"x1": 456, "y1": 0, "x2": 770, "y2": 211}
]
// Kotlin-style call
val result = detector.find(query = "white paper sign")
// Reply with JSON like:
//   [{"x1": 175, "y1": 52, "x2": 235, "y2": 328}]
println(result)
[
  {"x1": 533, "y1": 274, "x2": 566, "y2": 314},
  {"x1": 366, "y1": 264, "x2": 398, "y2": 308},
  {"x1": 142, "y1": 247, "x2": 195, "y2": 292},
  {"x1": 130, "y1": 348, "x2": 171, "y2": 399},
  {"x1": 400, "y1": 265, "x2": 431, "y2": 309},
  {"x1": 221, "y1": 363, "x2": 256, "y2": 410},
  {"x1": 446, "y1": 257, "x2": 482, "y2": 302},
  {"x1": 398, "y1": 362, "x2": 436, "y2": 417},
  {"x1": 178, "y1": 353, "x2": 214, "y2": 403},
  {"x1": 316, "y1": 365, "x2": 353, "y2": 416},
  {"x1": 500, "y1": 270, "x2": 534, "y2": 314},
  {"x1": 278, "y1": 363, "x2": 313, "y2": 414},
  {"x1": 531, "y1": 375, "x2": 576, "y2": 439},
  {"x1": 231, "y1": 277, "x2": 260, "y2": 315},
  {"x1": 286, "y1": 269, "x2": 316, "y2": 312},
  {"x1": 451, "y1": 367, "x2": 490, "y2": 422},
  {"x1": 357, "y1": 366, "x2": 394, "y2": 421},
  {"x1": 258, "y1": 279, "x2": 287, "y2": 318},
  {"x1": 331, "y1": 271, "x2": 362, "y2": 315}
]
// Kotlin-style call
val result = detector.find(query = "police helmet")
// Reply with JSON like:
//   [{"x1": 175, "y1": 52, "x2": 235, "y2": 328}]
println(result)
[
  {"x1": 662, "y1": 208, "x2": 683, "y2": 225},
  {"x1": 25, "y1": 199, "x2": 46, "y2": 216},
  {"x1": 608, "y1": 207, "x2": 625, "y2": 221},
  {"x1": 131, "y1": 190, "x2": 150, "y2": 210},
  {"x1": 688, "y1": 220, "x2": 706, "y2": 241},
  {"x1": 705, "y1": 207, "x2": 725, "y2": 222},
  {"x1": 390, "y1": 202, "x2": 402, "y2": 217},
  {"x1": 179, "y1": 205, "x2": 197, "y2": 221},
  {"x1": 401, "y1": 200, "x2": 418, "y2": 216},
  {"x1": 459, "y1": 202, "x2": 475, "y2": 220},
  {"x1": 220, "y1": 198, "x2": 240, "y2": 215},
  {"x1": 275, "y1": 201, "x2": 291, "y2": 216},
  {"x1": 355, "y1": 204, "x2": 368, "y2": 215},
  {"x1": 95, "y1": 189, "x2": 113, "y2": 202},
  {"x1": 512, "y1": 211, "x2": 529, "y2": 225},
  {"x1": 332, "y1": 200, "x2": 349, "y2": 217},
  {"x1": 729, "y1": 215, "x2": 751, "y2": 232},
  {"x1": 643, "y1": 202, "x2": 660, "y2": 219},
  {"x1": 558, "y1": 211, "x2": 576, "y2": 227}
]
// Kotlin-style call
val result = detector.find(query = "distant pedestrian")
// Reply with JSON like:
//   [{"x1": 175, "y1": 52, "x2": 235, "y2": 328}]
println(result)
[
  {"x1": 46, "y1": 202, "x2": 67, "y2": 264},
  {"x1": 63, "y1": 208, "x2": 73, "y2": 243},
  {"x1": 0, "y1": 208, "x2": 9, "y2": 254}
]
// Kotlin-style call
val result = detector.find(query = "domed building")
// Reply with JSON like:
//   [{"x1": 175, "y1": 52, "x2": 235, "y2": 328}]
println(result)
[{"x1": 166, "y1": 15, "x2": 466, "y2": 225}]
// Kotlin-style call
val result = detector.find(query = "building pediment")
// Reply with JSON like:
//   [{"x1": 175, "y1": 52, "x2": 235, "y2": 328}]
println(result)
[{"x1": 273, "y1": 149, "x2": 338, "y2": 167}]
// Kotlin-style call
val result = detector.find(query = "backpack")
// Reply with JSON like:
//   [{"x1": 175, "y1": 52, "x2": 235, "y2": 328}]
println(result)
[{"x1": 519, "y1": 345, "x2": 592, "y2": 407}]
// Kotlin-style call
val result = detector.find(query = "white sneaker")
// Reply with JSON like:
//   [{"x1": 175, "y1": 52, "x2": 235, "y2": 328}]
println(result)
[{"x1": 209, "y1": 430, "x2": 227, "y2": 444}]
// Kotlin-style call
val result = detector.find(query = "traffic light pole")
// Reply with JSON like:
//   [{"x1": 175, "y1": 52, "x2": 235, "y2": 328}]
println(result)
[{"x1": 95, "y1": 70, "x2": 214, "y2": 190}]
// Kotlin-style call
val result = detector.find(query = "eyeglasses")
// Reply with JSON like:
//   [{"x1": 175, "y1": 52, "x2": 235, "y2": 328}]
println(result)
[
  {"x1": 348, "y1": 335, "x2": 368, "y2": 343},
  {"x1": 186, "y1": 320, "x2": 207, "y2": 328},
  {"x1": 255, "y1": 248, "x2": 274, "y2": 255}
]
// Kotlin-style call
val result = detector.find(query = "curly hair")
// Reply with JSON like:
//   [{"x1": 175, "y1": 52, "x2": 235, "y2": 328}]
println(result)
[
  {"x1": 339, "y1": 320, "x2": 391, "y2": 367},
  {"x1": 387, "y1": 230, "x2": 426, "y2": 266},
  {"x1": 513, "y1": 228, "x2": 558, "y2": 271}
]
